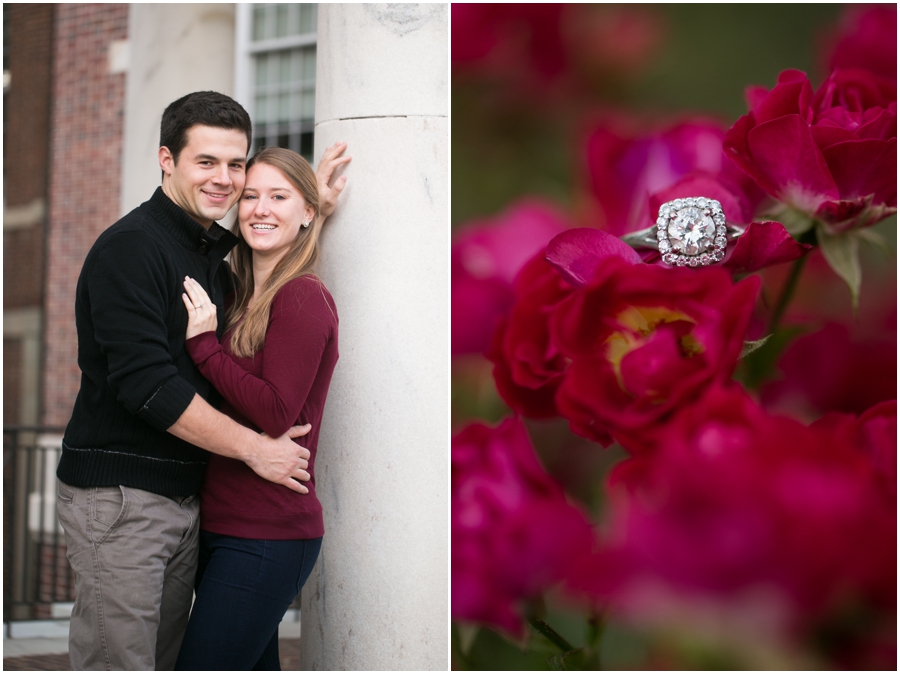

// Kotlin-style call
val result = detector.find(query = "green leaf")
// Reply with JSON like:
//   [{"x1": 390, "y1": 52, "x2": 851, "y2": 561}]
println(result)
[
  {"x1": 739, "y1": 335, "x2": 772, "y2": 359},
  {"x1": 547, "y1": 649, "x2": 584, "y2": 670},
  {"x1": 855, "y1": 227, "x2": 892, "y2": 255},
  {"x1": 817, "y1": 224, "x2": 861, "y2": 310},
  {"x1": 735, "y1": 325, "x2": 809, "y2": 391},
  {"x1": 770, "y1": 206, "x2": 816, "y2": 236},
  {"x1": 456, "y1": 623, "x2": 479, "y2": 656}
]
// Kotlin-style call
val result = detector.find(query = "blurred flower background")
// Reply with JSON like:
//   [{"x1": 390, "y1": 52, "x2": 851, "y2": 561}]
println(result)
[{"x1": 451, "y1": 4, "x2": 895, "y2": 670}]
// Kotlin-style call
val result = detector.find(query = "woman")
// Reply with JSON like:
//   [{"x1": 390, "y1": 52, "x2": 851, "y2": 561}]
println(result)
[{"x1": 174, "y1": 146, "x2": 344, "y2": 670}]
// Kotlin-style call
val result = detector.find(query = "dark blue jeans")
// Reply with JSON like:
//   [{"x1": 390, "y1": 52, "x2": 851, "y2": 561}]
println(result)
[{"x1": 175, "y1": 531, "x2": 322, "y2": 671}]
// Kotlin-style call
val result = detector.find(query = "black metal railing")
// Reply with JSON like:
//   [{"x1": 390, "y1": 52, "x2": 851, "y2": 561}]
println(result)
[
  {"x1": 3, "y1": 425, "x2": 303, "y2": 621},
  {"x1": 3, "y1": 425, "x2": 73, "y2": 622}
]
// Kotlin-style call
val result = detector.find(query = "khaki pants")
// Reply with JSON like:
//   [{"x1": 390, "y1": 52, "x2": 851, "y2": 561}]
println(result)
[{"x1": 57, "y1": 481, "x2": 200, "y2": 671}]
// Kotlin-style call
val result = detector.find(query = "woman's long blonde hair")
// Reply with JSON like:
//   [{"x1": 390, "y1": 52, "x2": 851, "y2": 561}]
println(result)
[{"x1": 227, "y1": 147, "x2": 321, "y2": 358}]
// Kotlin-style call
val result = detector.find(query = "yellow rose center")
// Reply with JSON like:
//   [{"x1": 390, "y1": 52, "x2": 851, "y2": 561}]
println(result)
[{"x1": 604, "y1": 306, "x2": 704, "y2": 394}]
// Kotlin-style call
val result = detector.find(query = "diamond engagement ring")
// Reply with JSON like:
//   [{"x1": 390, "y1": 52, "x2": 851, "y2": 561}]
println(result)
[{"x1": 622, "y1": 197, "x2": 745, "y2": 267}]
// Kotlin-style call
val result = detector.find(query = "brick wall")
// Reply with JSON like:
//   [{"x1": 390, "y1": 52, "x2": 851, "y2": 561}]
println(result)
[
  {"x1": 3, "y1": 4, "x2": 54, "y2": 208},
  {"x1": 4, "y1": 339, "x2": 23, "y2": 426},
  {"x1": 4, "y1": 4, "x2": 54, "y2": 428},
  {"x1": 43, "y1": 4, "x2": 128, "y2": 426}
]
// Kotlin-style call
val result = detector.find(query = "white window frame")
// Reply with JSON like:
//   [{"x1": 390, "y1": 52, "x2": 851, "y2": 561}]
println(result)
[{"x1": 234, "y1": 3, "x2": 318, "y2": 159}]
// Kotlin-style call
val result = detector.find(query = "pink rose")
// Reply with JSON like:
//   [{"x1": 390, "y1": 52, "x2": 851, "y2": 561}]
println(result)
[
  {"x1": 451, "y1": 200, "x2": 568, "y2": 355},
  {"x1": 723, "y1": 69, "x2": 896, "y2": 231},
  {"x1": 451, "y1": 417, "x2": 593, "y2": 636},
  {"x1": 571, "y1": 387, "x2": 897, "y2": 668},
  {"x1": 823, "y1": 4, "x2": 897, "y2": 80},
  {"x1": 551, "y1": 257, "x2": 759, "y2": 450},
  {"x1": 582, "y1": 118, "x2": 734, "y2": 236}
]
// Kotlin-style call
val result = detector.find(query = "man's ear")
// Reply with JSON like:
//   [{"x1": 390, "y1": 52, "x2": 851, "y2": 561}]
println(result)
[{"x1": 159, "y1": 146, "x2": 175, "y2": 177}]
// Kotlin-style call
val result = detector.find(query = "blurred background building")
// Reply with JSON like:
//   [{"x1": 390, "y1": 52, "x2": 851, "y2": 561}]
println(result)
[{"x1": 4, "y1": 4, "x2": 448, "y2": 669}]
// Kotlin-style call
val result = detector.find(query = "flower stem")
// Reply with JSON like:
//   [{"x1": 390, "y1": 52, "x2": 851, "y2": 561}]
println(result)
[
  {"x1": 528, "y1": 617, "x2": 575, "y2": 652},
  {"x1": 767, "y1": 256, "x2": 808, "y2": 334}
]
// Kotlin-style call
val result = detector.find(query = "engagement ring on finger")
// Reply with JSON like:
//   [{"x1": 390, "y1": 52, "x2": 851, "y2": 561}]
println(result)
[{"x1": 621, "y1": 197, "x2": 745, "y2": 267}]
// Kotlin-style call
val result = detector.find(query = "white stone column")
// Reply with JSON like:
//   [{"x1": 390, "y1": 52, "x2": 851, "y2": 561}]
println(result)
[{"x1": 301, "y1": 4, "x2": 448, "y2": 671}]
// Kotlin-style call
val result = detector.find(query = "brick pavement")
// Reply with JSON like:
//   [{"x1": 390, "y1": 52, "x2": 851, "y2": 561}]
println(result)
[{"x1": 2, "y1": 638, "x2": 302, "y2": 670}]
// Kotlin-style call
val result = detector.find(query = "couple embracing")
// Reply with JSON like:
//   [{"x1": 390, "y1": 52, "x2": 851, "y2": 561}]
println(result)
[{"x1": 56, "y1": 91, "x2": 350, "y2": 670}]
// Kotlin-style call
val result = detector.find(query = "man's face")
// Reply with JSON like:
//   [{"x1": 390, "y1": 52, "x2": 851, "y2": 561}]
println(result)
[{"x1": 158, "y1": 125, "x2": 249, "y2": 228}]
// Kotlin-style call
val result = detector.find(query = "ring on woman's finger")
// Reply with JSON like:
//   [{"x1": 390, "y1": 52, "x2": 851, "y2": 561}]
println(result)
[{"x1": 197, "y1": 303, "x2": 205, "y2": 309}]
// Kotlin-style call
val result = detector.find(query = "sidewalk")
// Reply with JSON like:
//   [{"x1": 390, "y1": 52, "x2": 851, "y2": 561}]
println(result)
[
  {"x1": 3, "y1": 639, "x2": 302, "y2": 670},
  {"x1": 3, "y1": 614, "x2": 303, "y2": 670}
]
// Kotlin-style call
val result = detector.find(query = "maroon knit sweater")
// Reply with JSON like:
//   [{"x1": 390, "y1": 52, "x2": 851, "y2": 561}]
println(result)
[{"x1": 185, "y1": 275, "x2": 338, "y2": 540}]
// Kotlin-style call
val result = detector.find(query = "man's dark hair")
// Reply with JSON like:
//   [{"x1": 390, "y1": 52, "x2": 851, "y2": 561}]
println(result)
[{"x1": 159, "y1": 91, "x2": 253, "y2": 163}]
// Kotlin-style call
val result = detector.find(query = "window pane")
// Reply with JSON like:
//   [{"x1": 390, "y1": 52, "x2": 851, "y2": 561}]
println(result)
[
  {"x1": 302, "y1": 49, "x2": 316, "y2": 82},
  {"x1": 300, "y1": 4, "x2": 316, "y2": 34},
  {"x1": 252, "y1": 5, "x2": 267, "y2": 41},
  {"x1": 301, "y1": 90, "x2": 315, "y2": 121},
  {"x1": 255, "y1": 53, "x2": 268, "y2": 88},
  {"x1": 275, "y1": 4, "x2": 290, "y2": 38},
  {"x1": 278, "y1": 51, "x2": 291, "y2": 87},
  {"x1": 278, "y1": 93, "x2": 290, "y2": 123}
]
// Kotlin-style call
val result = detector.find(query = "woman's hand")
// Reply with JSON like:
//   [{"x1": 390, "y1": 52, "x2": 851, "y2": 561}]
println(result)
[
  {"x1": 316, "y1": 141, "x2": 351, "y2": 224},
  {"x1": 182, "y1": 276, "x2": 217, "y2": 339}
]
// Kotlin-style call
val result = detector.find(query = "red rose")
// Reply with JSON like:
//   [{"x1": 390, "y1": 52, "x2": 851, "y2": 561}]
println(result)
[
  {"x1": 724, "y1": 68, "x2": 896, "y2": 231},
  {"x1": 489, "y1": 228, "x2": 642, "y2": 418},
  {"x1": 570, "y1": 387, "x2": 897, "y2": 668},
  {"x1": 824, "y1": 4, "x2": 897, "y2": 81},
  {"x1": 761, "y1": 322, "x2": 897, "y2": 420},
  {"x1": 451, "y1": 417, "x2": 593, "y2": 636},
  {"x1": 487, "y1": 253, "x2": 573, "y2": 418},
  {"x1": 551, "y1": 257, "x2": 759, "y2": 450}
]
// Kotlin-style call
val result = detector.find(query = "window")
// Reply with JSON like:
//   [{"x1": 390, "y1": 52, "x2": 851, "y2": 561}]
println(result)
[{"x1": 235, "y1": 4, "x2": 317, "y2": 162}]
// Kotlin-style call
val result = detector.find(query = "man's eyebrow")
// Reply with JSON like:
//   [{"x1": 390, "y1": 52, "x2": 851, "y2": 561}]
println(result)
[{"x1": 194, "y1": 153, "x2": 247, "y2": 163}]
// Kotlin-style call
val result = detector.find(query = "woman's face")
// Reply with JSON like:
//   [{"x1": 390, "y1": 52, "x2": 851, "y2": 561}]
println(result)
[{"x1": 238, "y1": 162, "x2": 315, "y2": 263}]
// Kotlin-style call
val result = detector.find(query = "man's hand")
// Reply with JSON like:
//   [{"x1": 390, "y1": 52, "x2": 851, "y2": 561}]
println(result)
[
  {"x1": 244, "y1": 424, "x2": 313, "y2": 495},
  {"x1": 169, "y1": 396, "x2": 315, "y2": 494},
  {"x1": 316, "y1": 142, "x2": 351, "y2": 223}
]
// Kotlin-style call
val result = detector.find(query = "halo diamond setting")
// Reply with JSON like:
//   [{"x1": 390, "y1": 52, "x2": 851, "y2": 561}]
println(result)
[{"x1": 657, "y1": 198, "x2": 727, "y2": 267}]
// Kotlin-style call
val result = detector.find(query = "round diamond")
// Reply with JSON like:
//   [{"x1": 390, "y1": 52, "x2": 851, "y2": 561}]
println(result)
[
  {"x1": 713, "y1": 249, "x2": 725, "y2": 261},
  {"x1": 714, "y1": 212, "x2": 726, "y2": 225},
  {"x1": 668, "y1": 206, "x2": 717, "y2": 256},
  {"x1": 715, "y1": 236, "x2": 727, "y2": 247},
  {"x1": 663, "y1": 253, "x2": 677, "y2": 265},
  {"x1": 717, "y1": 225, "x2": 727, "y2": 236},
  {"x1": 659, "y1": 239, "x2": 671, "y2": 252},
  {"x1": 699, "y1": 253, "x2": 711, "y2": 265},
  {"x1": 696, "y1": 197, "x2": 708, "y2": 208},
  {"x1": 687, "y1": 257, "x2": 700, "y2": 267}
]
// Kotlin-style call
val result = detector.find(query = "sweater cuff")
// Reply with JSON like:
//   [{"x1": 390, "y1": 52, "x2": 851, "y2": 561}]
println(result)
[
  {"x1": 185, "y1": 331, "x2": 221, "y2": 363},
  {"x1": 138, "y1": 375, "x2": 198, "y2": 431}
]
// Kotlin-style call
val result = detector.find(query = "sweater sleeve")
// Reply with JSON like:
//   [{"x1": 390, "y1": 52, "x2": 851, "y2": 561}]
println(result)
[
  {"x1": 87, "y1": 232, "x2": 197, "y2": 430},
  {"x1": 185, "y1": 276, "x2": 337, "y2": 438}
]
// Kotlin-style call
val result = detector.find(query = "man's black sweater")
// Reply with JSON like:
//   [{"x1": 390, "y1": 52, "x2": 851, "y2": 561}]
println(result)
[{"x1": 57, "y1": 187, "x2": 238, "y2": 496}]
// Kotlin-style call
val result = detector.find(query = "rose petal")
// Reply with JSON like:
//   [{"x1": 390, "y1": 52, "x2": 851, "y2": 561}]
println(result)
[
  {"x1": 722, "y1": 221, "x2": 813, "y2": 275},
  {"x1": 821, "y1": 138, "x2": 897, "y2": 205},
  {"x1": 545, "y1": 228, "x2": 641, "y2": 288},
  {"x1": 754, "y1": 70, "x2": 813, "y2": 123},
  {"x1": 650, "y1": 172, "x2": 749, "y2": 223},
  {"x1": 745, "y1": 114, "x2": 840, "y2": 211}
]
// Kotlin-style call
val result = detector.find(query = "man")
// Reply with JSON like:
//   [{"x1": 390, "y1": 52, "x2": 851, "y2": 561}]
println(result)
[{"x1": 56, "y1": 91, "x2": 349, "y2": 670}]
